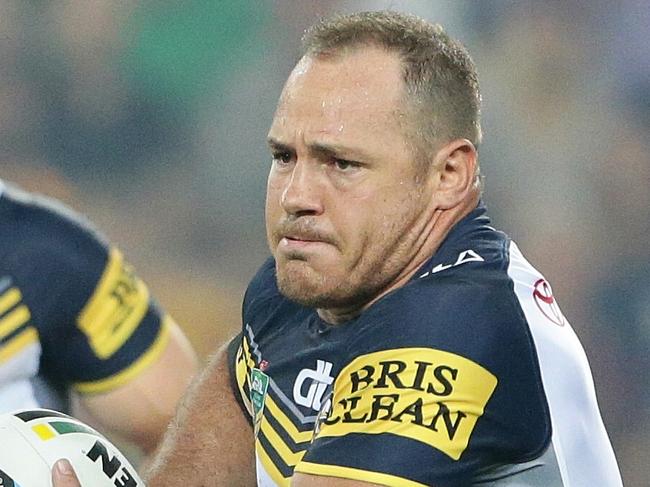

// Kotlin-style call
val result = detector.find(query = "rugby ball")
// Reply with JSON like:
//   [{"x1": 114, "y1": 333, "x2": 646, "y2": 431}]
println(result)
[{"x1": 0, "y1": 408, "x2": 144, "y2": 486}]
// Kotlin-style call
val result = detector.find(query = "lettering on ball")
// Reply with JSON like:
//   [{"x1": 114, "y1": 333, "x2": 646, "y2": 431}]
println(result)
[{"x1": 86, "y1": 440, "x2": 139, "y2": 487}]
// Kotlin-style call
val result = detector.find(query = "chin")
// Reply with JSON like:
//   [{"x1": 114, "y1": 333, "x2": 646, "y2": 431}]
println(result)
[
  {"x1": 275, "y1": 262, "x2": 335, "y2": 306},
  {"x1": 275, "y1": 262, "x2": 376, "y2": 310},
  {"x1": 277, "y1": 265, "x2": 325, "y2": 306}
]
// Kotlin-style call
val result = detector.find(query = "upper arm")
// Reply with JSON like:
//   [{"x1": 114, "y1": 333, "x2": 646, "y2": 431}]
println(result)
[{"x1": 145, "y1": 336, "x2": 256, "y2": 485}]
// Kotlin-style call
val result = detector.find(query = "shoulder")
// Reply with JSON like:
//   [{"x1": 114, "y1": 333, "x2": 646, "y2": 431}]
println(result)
[
  {"x1": 0, "y1": 184, "x2": 114, "y2": 328},
  {"x1": 353, "y1": 229, "x2": 522, "y2": 363},
  {"x1": 340, "y1": 227, "x2": 546, "y2": 402},
  {"x1": 0, "y1": 183, "x2": 109, "y2": 267},
  {"x1": 339, "y1": 235, "x2": 534, "y2": 401}
]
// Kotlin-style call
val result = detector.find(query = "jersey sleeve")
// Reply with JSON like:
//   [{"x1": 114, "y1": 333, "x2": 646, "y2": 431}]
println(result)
[
  {"x1": 6, "y1": 197, "x2": 171, "y2": 395},
  {"x1": 60, "y1": 246, "x2": 172, "y2": 394},
  {"x1": 295, "y1": 278, "x2": 551, "y2": 486}
]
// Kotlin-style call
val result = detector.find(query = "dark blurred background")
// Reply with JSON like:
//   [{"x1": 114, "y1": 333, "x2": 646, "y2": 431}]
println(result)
[{"x1": 0, "y1": 1, "x2": 647, "y2": 484}]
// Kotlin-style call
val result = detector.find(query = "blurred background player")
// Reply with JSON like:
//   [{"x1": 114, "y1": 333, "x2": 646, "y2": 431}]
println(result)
[{"x1": 0, "y1": 178, "x2": 198, "y2": 460}]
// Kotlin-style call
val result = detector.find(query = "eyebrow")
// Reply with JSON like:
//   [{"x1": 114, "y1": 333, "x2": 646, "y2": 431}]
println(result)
[
  {"x1": 267, "y1": 137, "x2": 292, "y2": 153},
  {"x1": 266, "y1": 137, "x2": 373, "y2": 161}
]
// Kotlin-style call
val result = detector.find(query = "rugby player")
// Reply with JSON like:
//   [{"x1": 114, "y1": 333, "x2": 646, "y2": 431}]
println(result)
[{"x1": 54, "y1": 10, "x2": 622, "y2": 486}]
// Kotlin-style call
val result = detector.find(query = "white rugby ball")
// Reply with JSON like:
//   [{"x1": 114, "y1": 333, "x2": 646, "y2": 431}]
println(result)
[{"x1": 0, "y1": 408, "x2": 144, "y2": 486}]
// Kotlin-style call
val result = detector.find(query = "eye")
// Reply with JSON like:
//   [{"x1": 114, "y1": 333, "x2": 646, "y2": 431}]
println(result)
[
  {"x1": 272, "y1": 151, "x2": 293, "y2": 165},
  {"x1": 332, "y1": 158, "x2": 359, "y2": 171}
]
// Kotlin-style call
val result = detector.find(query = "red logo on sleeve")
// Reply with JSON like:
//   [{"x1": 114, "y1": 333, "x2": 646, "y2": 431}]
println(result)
[{"x1": 533, "y1": 279, "x2": 566, "y2": 326}]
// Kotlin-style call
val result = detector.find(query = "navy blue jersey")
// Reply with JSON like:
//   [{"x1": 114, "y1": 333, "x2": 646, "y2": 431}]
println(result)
[
  {"x1": 0, "y1": 182, "x2": 171, "y2": 411},
  {"x1": 231, "y1": 203, "x2": 622, "y2": 486}
]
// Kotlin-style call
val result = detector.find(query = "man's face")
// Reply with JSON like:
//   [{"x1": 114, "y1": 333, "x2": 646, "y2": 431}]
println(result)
[{"x1": 266, "y1": 47, "x2": 439, "y2": 314}]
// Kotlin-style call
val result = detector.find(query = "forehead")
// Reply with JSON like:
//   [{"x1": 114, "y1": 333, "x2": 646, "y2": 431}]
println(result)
[{"x1": 269, "y1": 47, "x2": 408, "y2": 143}]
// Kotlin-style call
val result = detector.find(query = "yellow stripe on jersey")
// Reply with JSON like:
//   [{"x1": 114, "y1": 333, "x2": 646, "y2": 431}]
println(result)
[
  {"x1": 265, "y1": 395, "x2": 313, "y2": 444},
  {"x1": 260, "y1": 415, "x2": 307, "y2": 467},
  {"x1": 32, "y1": 423, "x2": 57, "y2": 441},
  {"x1": 73, "y1": 314, "x2": 171, "y2": 394},
  {"x1": 256, "y1": 438, "x2": 291, "y2": 487},
  {"x1": 0, "y1": 304, "x2": 30, "y2": 338},
  {"x1": 235, "y1": 343, "x2": 253, "y2": 416},
  {"x1": 0, "y1": 327, "x2": 38, "y2": 363},
  {"x1": 295, "y1": 461, "x2": 428, "y2": 487},
  {"x1": 318, "y1": 348, "x2": 497, "y2": 461},
  {"x1": 241, "y1": 335, "x2": 257, "y2": 369},
  {"x1": 0, "y1": 287, "x2": 22, "y2": 315},
  {"x1": 77, "y1": 247, "x2": 150, "y2": 359}
]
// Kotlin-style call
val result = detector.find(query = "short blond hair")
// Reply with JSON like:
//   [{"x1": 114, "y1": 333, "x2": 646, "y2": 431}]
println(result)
[{"x1": 302, "y1": 10, "x2": 482, "y2": 158}]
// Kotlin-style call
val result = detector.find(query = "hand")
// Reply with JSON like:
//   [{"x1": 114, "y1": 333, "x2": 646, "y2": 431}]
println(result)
[{"x1": 51, "y1": 459, "x2": 81, "y2": 487}]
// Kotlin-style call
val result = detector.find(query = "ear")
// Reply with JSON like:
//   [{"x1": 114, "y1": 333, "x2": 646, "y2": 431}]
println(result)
[{"x1": 430, "y1": 139, "x2": 478, "y2": 209}]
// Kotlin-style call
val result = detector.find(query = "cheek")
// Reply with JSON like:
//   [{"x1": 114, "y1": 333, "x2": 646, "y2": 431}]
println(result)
[
  {"x1": 367, "y1": 192, "x2": 420, "y2": 244},
  {"x1": 265, "y1": 192, "x2": 284, "y2": 250},
  {"x1": 334, "y1": 206, "x2": 377, "y2": 256},
  {"x1": 265, "y1": 178, "x2": 283, "y2": 218},
  {"x1": 337, "y1": 188, "x2": 392, "y2": 235}
]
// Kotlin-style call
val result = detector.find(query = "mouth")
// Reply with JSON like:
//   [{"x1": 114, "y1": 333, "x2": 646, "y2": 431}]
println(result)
[
  {"x1": 284, "y1": 234, "x2": 321, "y2": 243},
  {"x1": 277, "y1": 230, "x2": 335, "y2": 253},
  {"x1": 280, "y1": 235, "x2": 326, "y2": 248},
  {"x1": 273, "y1": 220, "x2": 336, "y2": 254}
]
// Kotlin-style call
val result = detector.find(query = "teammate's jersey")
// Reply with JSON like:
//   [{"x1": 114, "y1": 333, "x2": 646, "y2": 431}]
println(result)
[
  {"x1": 0, "y1": 181, "x2": 171, "y2": 412},
  {"x1": 229, "y1": 202, "x2": 622, "y2": 487}
]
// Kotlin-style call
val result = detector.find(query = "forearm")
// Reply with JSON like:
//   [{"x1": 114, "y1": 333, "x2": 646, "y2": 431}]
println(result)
[
  {"x1": 145, "y1": 341, "x2": 256, "y2": 486},
  {"x1": 73, "y1": 320, "x2": 199, "y2": 456}
]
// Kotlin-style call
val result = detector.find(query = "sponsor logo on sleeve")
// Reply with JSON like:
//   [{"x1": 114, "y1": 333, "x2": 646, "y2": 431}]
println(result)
[
  {"x1": 533, "y1": 279, "x2": 565, "y2": 326},
  {"x1": 316, "y1": 348, "x2": 497, "y2": 460},
  {"x1": 77, "y1": 248, "x2": 150, "y2": 359}
]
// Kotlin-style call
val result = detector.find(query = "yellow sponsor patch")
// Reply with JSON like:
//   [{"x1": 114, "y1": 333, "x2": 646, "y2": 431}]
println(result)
[
  {"x1": 77, "y1": 247, "x2": 149, "y2": 359},
  {"x1": 317, "y1": 348, "x2": 497, "y2": 460}
]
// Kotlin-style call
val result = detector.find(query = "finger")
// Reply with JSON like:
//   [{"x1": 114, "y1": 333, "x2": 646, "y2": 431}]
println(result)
[{"x1": 51, "y1": 459, "x2": 81, "y2": 487}]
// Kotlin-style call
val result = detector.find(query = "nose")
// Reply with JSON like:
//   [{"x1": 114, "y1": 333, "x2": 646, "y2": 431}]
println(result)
[{"x1": 280, "y1": 160, "x2": 323, "y2": 216}]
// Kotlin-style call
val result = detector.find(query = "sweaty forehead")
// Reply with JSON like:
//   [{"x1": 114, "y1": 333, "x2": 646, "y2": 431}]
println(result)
[{"x1": 271, "y1": 48, "x2": 407, "y2": 137}]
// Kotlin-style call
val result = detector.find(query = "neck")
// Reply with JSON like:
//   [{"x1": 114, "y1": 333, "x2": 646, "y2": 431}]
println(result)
[{"x1": 318, "y1": 191, "x2": 480, "y2": 325}]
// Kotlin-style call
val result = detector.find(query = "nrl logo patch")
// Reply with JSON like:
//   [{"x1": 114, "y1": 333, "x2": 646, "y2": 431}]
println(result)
[{"x1": 250, "y1": 368, "x2": 270, "y2": 437}]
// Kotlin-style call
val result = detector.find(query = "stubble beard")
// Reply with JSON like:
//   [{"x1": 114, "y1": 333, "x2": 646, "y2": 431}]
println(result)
[
  {"x1": 272, "y1": 177, "x2": 429, "y2": 315},
  {"x1": 275, "y1": 215, "x2": 422, "y2": 313},
  {"x1": 275, "y1": 259, "x2": 381, "y2": 310}
]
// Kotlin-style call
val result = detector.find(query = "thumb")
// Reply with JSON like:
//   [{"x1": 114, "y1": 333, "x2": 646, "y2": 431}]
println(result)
[{"x1": 51, "y1": 459, "x2": 81, "y2": 487}]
